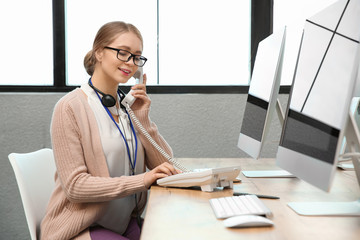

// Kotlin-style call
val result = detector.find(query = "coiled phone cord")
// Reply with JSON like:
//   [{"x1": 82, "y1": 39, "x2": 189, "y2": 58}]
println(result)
[{"x1": 125, "y1": 104, "x2": 190, "y2": 172}]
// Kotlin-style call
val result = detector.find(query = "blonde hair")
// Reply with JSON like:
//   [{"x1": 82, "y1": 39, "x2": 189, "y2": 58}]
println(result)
[{"x1": 84, "y1": 21, "x2": 143, "y2": 76}]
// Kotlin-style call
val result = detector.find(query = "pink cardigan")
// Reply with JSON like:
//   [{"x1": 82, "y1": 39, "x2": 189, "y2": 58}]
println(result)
[{"x1": 40, "y1": 88, "x2": 173, "y2": 240}]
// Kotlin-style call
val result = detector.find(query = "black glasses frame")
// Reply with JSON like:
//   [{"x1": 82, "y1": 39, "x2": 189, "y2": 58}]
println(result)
[{"x1": 104, "y1": 46, "x2": 147, "y2": 67}]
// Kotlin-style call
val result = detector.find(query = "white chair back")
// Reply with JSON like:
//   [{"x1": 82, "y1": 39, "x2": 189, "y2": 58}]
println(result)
[{"x1": 9, "y1": 148, "x2": 56, "y2": 240}]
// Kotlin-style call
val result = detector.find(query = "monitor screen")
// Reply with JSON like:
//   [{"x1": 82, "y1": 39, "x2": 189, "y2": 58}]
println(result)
[
  {"x1": 277, "y1": 0, "x2": 360, "y2": 192},
  {"x1": 237, "y1": 27, "x2": 286, "y2": 159}
]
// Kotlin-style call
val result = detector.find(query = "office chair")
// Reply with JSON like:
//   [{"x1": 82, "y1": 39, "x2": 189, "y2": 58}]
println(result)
[{"x1": 8, "y1": 148, "x2": 56, "y2": 240}]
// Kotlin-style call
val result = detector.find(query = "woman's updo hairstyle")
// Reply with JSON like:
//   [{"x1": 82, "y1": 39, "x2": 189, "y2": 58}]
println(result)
[{"x1": 84, "y1": 21, "x2": 143, "y2": 76}]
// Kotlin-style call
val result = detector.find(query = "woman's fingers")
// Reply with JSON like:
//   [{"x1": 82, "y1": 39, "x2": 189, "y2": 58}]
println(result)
[{"x1": 156, "y1": 162, "x2": 178, "y2": 176}]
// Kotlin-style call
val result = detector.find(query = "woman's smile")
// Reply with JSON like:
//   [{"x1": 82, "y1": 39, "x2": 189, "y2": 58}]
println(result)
[{"x1": 119, "y1": 67, "x2": 131, "y2": 76}]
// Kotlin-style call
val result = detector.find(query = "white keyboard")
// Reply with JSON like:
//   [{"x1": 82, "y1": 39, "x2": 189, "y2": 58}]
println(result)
[
  {"x1": 209, "y1": 195, "x2": 272, "y2": 219},
  {"x1": 156, "y1": 166, "x2": 240, "y2": 192}
]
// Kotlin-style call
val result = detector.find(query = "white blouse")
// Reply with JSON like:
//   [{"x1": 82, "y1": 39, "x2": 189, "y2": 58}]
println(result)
[{"x1": 81, "y1": 83, "x2": 145, "y2": 234}]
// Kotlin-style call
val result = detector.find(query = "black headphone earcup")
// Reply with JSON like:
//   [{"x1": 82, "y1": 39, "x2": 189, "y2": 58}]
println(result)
[
  {"x1": 101, "y1": 94, "x2": 116, "y2": 107},
  {"x1": 88, "y1": 79, "x2": 118, "y2": 107}
]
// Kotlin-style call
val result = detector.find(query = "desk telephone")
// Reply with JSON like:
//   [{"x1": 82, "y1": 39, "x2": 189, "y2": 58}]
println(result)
[{"x1": 123, "y1": 68, "x2": 240, "y2": 192}]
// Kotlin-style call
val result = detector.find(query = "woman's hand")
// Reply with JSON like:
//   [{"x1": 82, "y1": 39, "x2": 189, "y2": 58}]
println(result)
[
  {"x1": 144, "y1": 162, "x2": 182, "y2": 188},
  {"x1": 130, "y1": 73, "x2": 150, "y2": 111}
]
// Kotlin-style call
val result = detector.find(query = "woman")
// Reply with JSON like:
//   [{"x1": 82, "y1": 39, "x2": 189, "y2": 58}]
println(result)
[{"x1": 40, "y1": 21, "x2": 179, "y2": 240}]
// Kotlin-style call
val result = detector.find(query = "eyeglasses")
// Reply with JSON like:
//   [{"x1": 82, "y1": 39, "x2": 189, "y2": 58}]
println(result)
[{"x1": 104, "y1": 46, "x2": 147, "y2": 67}]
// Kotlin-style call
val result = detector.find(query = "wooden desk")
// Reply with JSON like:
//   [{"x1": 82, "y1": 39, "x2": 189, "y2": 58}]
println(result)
[{"x1": 140, "y1": 158, "x2": 360, "y2": 240}]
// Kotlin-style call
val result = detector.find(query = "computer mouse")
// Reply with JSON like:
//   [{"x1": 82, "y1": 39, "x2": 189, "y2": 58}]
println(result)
[{"x1": 223, "y1": 215, "x2": 274, "y2": 228}]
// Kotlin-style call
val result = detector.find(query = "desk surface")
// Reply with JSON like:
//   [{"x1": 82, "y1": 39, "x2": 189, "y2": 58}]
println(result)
[{"x1": 140, "y1": 158, "x2": 360, "y2": 240}]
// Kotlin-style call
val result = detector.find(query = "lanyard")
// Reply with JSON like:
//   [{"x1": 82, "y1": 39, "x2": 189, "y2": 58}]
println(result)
[{"x1": 89, "y1": 79, "x2": 138, "y2": 175}]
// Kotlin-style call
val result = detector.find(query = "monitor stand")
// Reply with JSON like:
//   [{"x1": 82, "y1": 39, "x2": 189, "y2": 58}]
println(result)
[
  {"x1": 337, "y1": 134, "x2": 355, "y2": 172},
  {"x1": 288, "y1": 112, "x2": 360, "y2": 216},
  {"x1": 336, "y1": 98, "x2": 360, "y2": 170},
  {"x1": 244, "y1": 99, "x2": 296, "y2": 178}
]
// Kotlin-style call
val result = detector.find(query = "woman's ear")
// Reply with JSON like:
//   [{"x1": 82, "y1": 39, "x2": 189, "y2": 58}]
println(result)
[{"x1": 95, "y1": 49, "x2": 104, "y2": 63}]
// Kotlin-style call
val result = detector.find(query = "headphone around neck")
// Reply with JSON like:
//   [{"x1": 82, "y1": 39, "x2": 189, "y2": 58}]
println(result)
[{"x1": 88, "y1": 78, "x2": 126, "y2": 108}]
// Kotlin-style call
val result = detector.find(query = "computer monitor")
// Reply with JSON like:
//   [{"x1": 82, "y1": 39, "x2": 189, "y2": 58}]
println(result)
[
  {"x1": 276, "y1": 0, "x2": 360, "y2": 216},
  {"x1": 237, "y1": 27, "x2": 286, "y2": 160}
]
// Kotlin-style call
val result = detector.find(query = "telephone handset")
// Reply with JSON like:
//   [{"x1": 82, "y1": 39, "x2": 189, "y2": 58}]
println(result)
[
  {"x1": 120, "y1": 68, "x2": 189, "y2": 172},
  {"x1": 121, "y1": 67, "x2": 144, "y2": 107}
]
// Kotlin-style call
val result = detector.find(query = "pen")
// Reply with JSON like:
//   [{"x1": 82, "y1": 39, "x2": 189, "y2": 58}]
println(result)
[{"x1": 233, "y1": 192, "x2": 280, "y2": 199}]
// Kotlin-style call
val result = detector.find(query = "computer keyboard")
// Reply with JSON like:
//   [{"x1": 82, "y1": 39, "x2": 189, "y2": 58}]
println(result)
[
  {"x1": 209, "y1": 195, "x2": 273, "y2": 219},
  {"x1": 156, "y1": 166, "x2": 241, "y2": 192}
]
